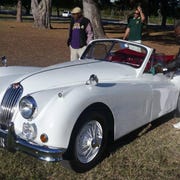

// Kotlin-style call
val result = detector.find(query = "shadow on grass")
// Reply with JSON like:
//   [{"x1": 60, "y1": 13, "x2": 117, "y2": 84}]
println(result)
[
  {"x1": 141, "y1": 24, "x2": 178, "y2": 45},
  {"x1": 51, "y1": 27, "x2": 69, "y2": 30},
  {"x1": 104, "y1": 24, "x2": 126, "y2": 34},
  {"x1": 143, "y1": 32, "x2": 177, "y2": 45},
  {"x1": 108, "y1": 112, "x2": 174, "y2": 155}
]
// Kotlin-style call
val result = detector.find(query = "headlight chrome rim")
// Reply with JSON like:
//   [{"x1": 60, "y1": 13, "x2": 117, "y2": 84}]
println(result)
[{"x1": 19, "y1": 95, "x2": 37, "y2": 120}]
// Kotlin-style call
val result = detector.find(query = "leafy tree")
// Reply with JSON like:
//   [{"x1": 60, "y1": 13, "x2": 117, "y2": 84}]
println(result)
[{"x1": 23, "y1": 0, "x2": 31, "y2": 15}]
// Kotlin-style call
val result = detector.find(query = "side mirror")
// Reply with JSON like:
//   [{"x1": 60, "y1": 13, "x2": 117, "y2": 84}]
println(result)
[{"x1": 1, "y1": 56, "x2": 7, "y2": 66}]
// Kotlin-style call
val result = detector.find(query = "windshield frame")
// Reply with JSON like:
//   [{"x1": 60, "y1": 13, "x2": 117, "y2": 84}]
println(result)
[{"x1": 80, "y1": 39, "x2": 154, "y2": 77}]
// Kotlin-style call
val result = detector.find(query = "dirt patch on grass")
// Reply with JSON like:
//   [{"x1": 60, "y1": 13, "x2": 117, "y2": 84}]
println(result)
[
  {"x1": 0, "y1": 21, "x2": 70, "y2": 66},
  {"x1": 1, "y1": 21, "x2": 180, "y2": 67}
]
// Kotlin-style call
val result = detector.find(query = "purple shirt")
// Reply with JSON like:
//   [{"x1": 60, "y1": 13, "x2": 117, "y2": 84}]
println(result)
[
  {"x1": 70, "y1": 17, "x2": 93, "y2": 49},
  {"x1": 71, "y1": 19, "x2": 81, "y2": 49}
]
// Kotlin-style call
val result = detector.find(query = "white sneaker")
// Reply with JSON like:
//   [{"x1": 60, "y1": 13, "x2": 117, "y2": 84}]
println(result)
[{"x1": 173, "y1": 122, "x2": 180, "y2": 129}]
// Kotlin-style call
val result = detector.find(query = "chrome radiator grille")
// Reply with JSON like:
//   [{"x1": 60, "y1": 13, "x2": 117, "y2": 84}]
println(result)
[{"x1": 0, "y1": 83, "x2": 23, "y2": 129}]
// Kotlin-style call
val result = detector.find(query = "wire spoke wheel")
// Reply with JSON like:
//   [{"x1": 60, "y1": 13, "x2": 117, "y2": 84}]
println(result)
[
  {"x1": 65, "y1": 110, "x2": 108, "y2": 172},
  {"x1": 75, "y1": 120, "x2": 103, "y2": 164}
]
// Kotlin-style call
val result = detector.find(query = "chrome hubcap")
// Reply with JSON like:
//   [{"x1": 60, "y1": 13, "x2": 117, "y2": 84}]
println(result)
[{"x1": 75, "y1": 120, "x2": 103, "y2": 164}]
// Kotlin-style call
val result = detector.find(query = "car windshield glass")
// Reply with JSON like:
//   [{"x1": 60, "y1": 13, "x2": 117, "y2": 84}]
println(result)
[{"x1": 81, "y1": 40, "x2": 147, "y2": 69}]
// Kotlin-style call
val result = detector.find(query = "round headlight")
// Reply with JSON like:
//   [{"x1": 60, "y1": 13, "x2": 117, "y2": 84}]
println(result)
[{"x1": 19, "y1": 96, "x2": 37, "y2": 119}]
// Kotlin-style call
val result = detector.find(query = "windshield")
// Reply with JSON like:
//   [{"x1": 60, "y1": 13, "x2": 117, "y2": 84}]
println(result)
[{"x1": 81, "y1": 40, "x2": 147, "y2": 69}]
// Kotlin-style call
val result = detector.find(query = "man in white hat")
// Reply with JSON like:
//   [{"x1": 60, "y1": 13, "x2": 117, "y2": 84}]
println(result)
[{"x1": 67, "y1": 7, "x2": 94, "y2": 61}]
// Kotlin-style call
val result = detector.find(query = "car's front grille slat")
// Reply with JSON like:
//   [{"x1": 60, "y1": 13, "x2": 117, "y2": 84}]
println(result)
[
  {"x1": 0, "y1": 83, "x2": 23, "y2": 129},
  {"x1": 3, "y1": 88, "x2": 15, "y2": 120}
]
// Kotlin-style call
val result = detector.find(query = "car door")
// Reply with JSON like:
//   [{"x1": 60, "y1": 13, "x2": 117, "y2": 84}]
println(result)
[
  {"x1": 113, "y1": 79, "x2": 153, "y2": 139},
  {"x1": 141, "y1": 73, "x2": 178, "y2": 121}
]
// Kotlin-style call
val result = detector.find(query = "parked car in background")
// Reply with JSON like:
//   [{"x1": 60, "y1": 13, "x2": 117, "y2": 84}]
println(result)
[
  {"x1": 61, "y1": 10, "x2": 71, "y2": 18},
  {"x1": 0, "y1": 39, "x2": 180, "y2": 173}
]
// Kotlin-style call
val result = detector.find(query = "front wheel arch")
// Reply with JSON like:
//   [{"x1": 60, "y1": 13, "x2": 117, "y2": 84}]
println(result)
[
  {"x1": 69, "y1": 102, "x2": 114, "y2": 149},
  {"x1": 63, "y1": 103, "x2": 114, "y2": 172}
]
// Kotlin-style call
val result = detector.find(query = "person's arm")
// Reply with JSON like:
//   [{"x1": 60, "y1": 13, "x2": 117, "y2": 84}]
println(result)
[
  {"x1": 86, "y1": 23, "x2": 94, "y2": 44},
  {"x1": 123, "y1": 27, "x2": 130, "y2": 40},
  {"x1": 67, "y1": 19, "x2": 73, "y2": 46},
  {"x1": 137, "y1": 6, "x2": 145, "y2": 22}
]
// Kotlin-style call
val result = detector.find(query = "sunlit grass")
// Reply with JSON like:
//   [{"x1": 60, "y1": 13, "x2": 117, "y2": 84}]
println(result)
[{"x1": 0, "y1": 116, "x2": 179, "y2": 179}]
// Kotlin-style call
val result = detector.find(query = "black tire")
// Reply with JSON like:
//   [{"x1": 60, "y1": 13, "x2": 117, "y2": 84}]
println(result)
[{"x1": 65, "y1": 110, "x2": 108, "y2": 173}]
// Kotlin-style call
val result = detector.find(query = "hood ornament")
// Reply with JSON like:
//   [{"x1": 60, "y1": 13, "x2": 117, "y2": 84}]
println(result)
[
  {"x1": 1, "y1": 56, "x2": 7, "y2": 67},
  {"x1": 86, "y1": 74, "x2": 99, "y2": 86}
]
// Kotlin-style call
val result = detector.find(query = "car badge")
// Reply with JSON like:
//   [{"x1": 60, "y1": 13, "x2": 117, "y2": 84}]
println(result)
[{"x1": 12, "y1": 83, "x2": 20, "y2": 89}]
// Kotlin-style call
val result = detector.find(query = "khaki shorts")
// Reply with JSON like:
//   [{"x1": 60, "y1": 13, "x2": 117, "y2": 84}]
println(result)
[{"x1": 70, "y1": 46, "x2": 87, "y2": 61}]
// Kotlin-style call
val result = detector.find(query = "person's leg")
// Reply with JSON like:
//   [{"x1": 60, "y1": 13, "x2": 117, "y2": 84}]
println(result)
[
  {"x1": 134, "y1": 40, "x2": 141, "y2": 44},
  {"x1": 129, "y1": 40, "x2": 142, "y2": 52},
  {"x1": 70, "y1": 46, "x2": 79, "y2": 61},
  {"x1": 77, "y1": 46, "x2": 87, "y2": 59}
]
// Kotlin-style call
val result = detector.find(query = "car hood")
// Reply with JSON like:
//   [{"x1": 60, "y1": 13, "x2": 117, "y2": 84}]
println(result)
[
  {"x1": 0, "y1": 66, "x2": 41, "y2": 96},
  {"x1": 17, "y1": 59, "x2": 136, "y2": 94}
]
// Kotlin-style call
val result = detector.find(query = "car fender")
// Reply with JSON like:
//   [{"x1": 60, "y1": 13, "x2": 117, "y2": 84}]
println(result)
[{"x1": 15, "y1": 84, "x2": 113, "y2": 149}]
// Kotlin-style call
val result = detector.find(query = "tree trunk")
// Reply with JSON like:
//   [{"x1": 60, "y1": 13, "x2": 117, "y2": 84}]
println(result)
[
  {"x1": 16, "y1": 0, "x2": 22, "y2": 22},
  {"x1": 31, "y1": 0, "x2": 52, "y2": 29},
  {"x1": 83, "y1": 0, "x2": 106, "y2": 39}
]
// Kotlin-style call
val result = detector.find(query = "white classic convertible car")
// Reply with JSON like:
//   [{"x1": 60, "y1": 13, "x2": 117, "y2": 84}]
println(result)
[{"x1": 0, "y1": 39, "x2": 180, "y2": 172}]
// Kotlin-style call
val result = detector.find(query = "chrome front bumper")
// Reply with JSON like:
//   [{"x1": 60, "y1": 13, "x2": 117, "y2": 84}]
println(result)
[{"x1": 0, "y1": 123, "x2": 66, "y2": 162}]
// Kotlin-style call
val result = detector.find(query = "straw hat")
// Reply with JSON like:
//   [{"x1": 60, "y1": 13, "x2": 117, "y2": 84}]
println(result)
[{"x1": 71, "y1": 7, "x2": 82, "y2": 14}]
